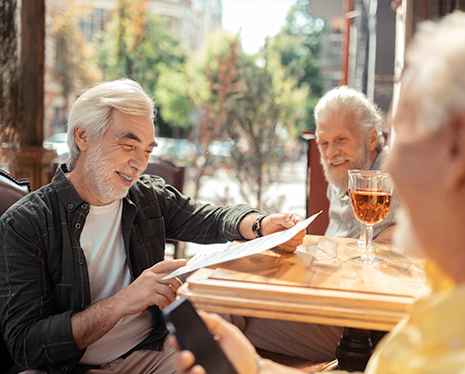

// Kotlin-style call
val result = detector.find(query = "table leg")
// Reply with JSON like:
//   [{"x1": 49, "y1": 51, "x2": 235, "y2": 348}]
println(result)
[{"x1": 336, "y1": 327, "x2": 374, "y2": 372}]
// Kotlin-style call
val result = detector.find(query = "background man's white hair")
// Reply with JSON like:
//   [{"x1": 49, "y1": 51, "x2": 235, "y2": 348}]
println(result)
[
  {"x1": 66, "y1": 79, "x2": 155, "y2": 171},
  {"x1": 405, "y1": 11, "x2": 465, "y2": 135},
  {"x1": 314, "y1": 86, "x2": 385, "y2": 152}
]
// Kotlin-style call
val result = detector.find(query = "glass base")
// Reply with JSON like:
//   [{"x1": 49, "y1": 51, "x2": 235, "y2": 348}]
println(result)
[
  {"x1": 347, "y1": 240, "x2": 378, "y2": 249},
  {"x1": 350, "y1": 253, "x2": 385, "y2": 265}
]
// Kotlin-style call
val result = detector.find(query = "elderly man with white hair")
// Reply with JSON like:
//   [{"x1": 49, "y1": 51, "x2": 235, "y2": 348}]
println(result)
[
  {"x1": 173, "y1": 11, "x2": 465, "y2": 374},
  {"x1": 0, "y1": 79, "x2": 306, "y2": 374},
  {"x1": 314, "y1": 85, "x2": 397, "y2": 241}
]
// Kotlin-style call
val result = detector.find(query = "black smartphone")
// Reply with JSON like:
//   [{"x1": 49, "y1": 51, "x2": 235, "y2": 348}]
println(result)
[{"x1": 162, "y1": 297, "x2": 238, "y2": 374}]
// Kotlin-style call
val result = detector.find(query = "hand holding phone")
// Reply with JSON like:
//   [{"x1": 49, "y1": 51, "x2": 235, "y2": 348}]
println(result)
[{"x1": 163, "y1": 297, "x2": 238, "y2": 374}]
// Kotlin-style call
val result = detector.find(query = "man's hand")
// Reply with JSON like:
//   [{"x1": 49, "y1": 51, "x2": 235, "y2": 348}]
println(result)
[
  {"x1": 239, "y1": 213, "x2": 306, "y2": 252},
  {"x1": 170, "y1": 311, "x2": 258, "y2": 374},
  {"x1": 117, "y1": 259, "x2": 188, "y2": 314},
  {"x1": 71, "y1": 259, "x2": 187, "y2": 350},
  {"x1": 170, "y1": 311, "x2": 301, "y2": 374},
  {"x1": 260, "y1": 213, "x2": 306, "y2": 252},
  {"x1": 239, "y1": 212, "x2": 306, "y2": 252}
]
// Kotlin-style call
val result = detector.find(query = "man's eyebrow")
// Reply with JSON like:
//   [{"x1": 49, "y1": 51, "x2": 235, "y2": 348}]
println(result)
[
  {"x1": 118, "y1": 132, "x2": 158, "y2": 147},
  {"x1": 119, "y1": 132, "x2": 141, "y2": 143}
]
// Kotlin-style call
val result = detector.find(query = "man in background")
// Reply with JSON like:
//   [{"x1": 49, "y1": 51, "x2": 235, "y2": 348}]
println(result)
[{"x1": 314, "y1": 86, "x2": 396, "y2": 240}]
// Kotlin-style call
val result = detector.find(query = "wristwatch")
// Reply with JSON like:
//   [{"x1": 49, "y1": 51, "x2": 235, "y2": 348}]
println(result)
[{"x1": 252, "y1": 215, "x2": 267, "y2": 238}]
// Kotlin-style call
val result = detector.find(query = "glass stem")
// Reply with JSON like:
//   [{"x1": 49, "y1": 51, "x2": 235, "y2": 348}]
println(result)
[
  {"x1": 365, "y1": 224, "x2": 374, "y2": 258},
  {"x1": 359, "y1": 223, "x2": 366, "y2": 243}
]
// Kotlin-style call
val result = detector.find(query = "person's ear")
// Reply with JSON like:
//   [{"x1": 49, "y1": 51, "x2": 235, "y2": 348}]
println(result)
[
  {"x1": 445, "y1": 113, "x2": 465, "y2": 192},
  {"x1": 74, "y1": 127, "x2": 89, "y2": 152},
  {"x1": 368, "y1": 127, "x2": 378, "y2": 151}
]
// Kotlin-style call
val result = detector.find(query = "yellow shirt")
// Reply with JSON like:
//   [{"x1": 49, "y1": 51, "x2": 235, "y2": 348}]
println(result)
[{"x1": 364, "y1": 261, "x2": 465, "y2": 374}]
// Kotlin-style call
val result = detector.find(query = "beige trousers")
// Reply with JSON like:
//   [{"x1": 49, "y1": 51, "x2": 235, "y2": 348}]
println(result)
[
  {"x1": 21, "y1": 341, "x2": 180, "y2": 374},
  {"x1": 225, "y1": 315, "x2": 343, "y2": 362}
]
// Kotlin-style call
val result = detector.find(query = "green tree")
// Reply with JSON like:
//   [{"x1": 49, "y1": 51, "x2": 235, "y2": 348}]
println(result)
[
  {"x1": 225, "y1": 47, "x2": 307, "y2": 211},
  {"x1": 156, "y1": 29, "x2": 239, "y2": 139},
  {"x1": 48, "y1": 1, "x2": 100, "y2": 125},
  {"x1": 267, "y1": 0, "x2": 324, "y2": 133},
  {"x1": 92, "y1": 0, "x2": 186, "y2": 136}
]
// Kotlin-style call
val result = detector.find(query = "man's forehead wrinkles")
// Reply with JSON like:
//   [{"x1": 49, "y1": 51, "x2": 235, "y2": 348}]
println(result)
[{"x1": 317, "y1": 127, "x2": 351, "y2": 139}]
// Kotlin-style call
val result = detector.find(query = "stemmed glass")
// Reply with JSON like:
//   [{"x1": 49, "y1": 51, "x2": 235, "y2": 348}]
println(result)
[
  {"x1": 348, "y1": 170, "x2": 393, "y2": 265},
  {"x1": 347, "y1": 170, "x2": 379, "y2": 250}
]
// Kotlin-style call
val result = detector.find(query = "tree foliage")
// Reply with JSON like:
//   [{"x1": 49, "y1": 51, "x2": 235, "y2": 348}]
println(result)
[
  {"x1": 157, "y1": 32, "x2": 242, "y2": 198},
  {"x1": 190, "y1": 36, "x2": 242, "y2": 199},
  {"x1": 225, "y1": 47, "x2": 306, "y2": 211},
  {"x1": 267, "y1": 0, "x2": 324, "y2": 133},
  {"x1": 92, "y1": 0, "x2": 186, "y2": 131},
  {"x1": 203, "y1": 0, "x2": 324, "y2": 210},
  {"x1": 156, "y1": 29, "x2": 239, "y2": 139},
  {"x1": 48, "y1": 1, "x2": 101, "y2": 115}
]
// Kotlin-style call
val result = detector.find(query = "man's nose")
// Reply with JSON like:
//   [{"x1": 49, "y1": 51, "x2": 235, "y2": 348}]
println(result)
[
  {"x1": 326, "y1": 143, "x2": 340, "y2": 159},
  {"x1": 130, "y1": 149, "x2": 148, "y2": 172}
]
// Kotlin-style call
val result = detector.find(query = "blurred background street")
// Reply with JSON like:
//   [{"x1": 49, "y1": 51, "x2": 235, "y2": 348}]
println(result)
[{"x1": 174, "y1": 157, "x2": 307, "y2": 258}]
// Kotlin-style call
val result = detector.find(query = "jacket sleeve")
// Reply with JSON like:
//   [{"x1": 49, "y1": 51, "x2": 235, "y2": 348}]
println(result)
[
  {"x1": 147, "y1": 176, "x2": 259, "y2": 244},
  {"x1": 0, "y1": 204, "x2": 82, "y2": 369}
]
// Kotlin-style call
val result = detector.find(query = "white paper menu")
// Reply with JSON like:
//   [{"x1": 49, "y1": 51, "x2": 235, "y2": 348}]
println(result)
[{"x1": 163, "y1": 211, "x2": 322, "y2": 279}]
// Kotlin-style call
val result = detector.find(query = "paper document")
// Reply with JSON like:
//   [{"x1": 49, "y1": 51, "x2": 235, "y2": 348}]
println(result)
[{"x1": 163, "y1": 211, "x2": 322, "y2": 279}]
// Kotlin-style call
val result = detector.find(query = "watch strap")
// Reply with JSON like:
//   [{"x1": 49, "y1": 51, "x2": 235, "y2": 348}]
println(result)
[{"x1": 252, "y1": 215, "x2": 267, "y2": 238}]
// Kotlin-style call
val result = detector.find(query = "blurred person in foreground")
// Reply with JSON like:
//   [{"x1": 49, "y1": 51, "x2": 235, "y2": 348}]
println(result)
[
  {"x1": 173, "y1": 11, "x2": 465, "y2": 374},
  {"x1": 314, "y1": 85, "x2": 397, "y2": 241},
  {"x1": 0, "y1": 79, "x2": 306, "y2": 374}
]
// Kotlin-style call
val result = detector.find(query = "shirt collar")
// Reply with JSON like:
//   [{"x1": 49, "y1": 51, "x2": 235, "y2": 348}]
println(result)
[{"x1": 53, "y1": 164, "x2": 88, "y2": 212}]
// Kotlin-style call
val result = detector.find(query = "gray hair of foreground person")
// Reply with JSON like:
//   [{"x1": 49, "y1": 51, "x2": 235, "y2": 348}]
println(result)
[
  {"x1": 314, "y1": 86, "x2": 385, "y2": 152},
  {"x1": 405, "y1": 11, "x2": 465, "y2": 135},
  {"x1": 66, "y1": 79, "x2": 155, "y2": 171}
]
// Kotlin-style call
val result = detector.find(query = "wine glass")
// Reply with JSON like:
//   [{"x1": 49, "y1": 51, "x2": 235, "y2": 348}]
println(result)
[
  {"x1": 348, "y1": 170, "x2": 393, "y2": 265},
  {"x1": 347, "y1": 170, "x2": 379, "y2": 250}
]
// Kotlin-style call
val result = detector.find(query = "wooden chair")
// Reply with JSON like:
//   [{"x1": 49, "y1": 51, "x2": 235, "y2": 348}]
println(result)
[
  {"x1": 302, "y1": 131, "x2": 329, "y2": 235},
  {"x1": 0, "y1": 169, "x2": 32, "y2": 216},
  {"x1": 144, "y1": 158, "x2": 187, "y2": 258},
  {"x1": 0, "y1": 169, "x2": 32, "y2": 374}
]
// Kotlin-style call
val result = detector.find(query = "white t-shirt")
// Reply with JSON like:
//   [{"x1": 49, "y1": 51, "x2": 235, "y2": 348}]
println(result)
[{"x1": 79, "y1": 199, "x2": 153, "y2": 366}]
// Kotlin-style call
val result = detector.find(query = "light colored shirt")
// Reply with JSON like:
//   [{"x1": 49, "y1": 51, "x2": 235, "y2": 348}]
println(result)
[
  {"x1": 324, "y1": 149, "x2": 398, "y2": 239},
  {"x1": 364, "y1": 262, "x2": 463, "y2": 374},
  {"x1": 79, "y1": 200, "x2": 152, "y2": 365}
]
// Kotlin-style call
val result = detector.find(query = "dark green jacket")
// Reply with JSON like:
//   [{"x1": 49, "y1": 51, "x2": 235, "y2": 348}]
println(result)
[{"x1": 0, "y1": 165, "x2": 256, "y2": 374}]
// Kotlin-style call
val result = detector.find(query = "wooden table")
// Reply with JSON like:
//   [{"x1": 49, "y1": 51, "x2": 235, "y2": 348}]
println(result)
[
  {"x1": 178, "y1": 235, "x2": 431, "y2": 371},
  {"x1": 178, "y1": 235, "x2": 430, "y2": 331}
]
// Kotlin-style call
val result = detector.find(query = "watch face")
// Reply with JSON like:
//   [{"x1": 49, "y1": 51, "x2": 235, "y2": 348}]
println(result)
[
  {"x1": 252, "y1": 215, "x2": 266, "y2": 238},
  {"x1": 252, "y1": 221, "x2": 260, "y2": 238}
]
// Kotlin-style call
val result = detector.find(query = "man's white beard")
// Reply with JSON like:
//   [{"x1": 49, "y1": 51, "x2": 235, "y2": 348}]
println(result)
[
  {"x1": 83, "y1": 143, "x2": 133, "y2": 204},
  {"x1": 321, "y1": 143, "x2": 372, "y2": 192},
  {"x1": 393, "y1": 207, "x2": 425, "y2": 257}
]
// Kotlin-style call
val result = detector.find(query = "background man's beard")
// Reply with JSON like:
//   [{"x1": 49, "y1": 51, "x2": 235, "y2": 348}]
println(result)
[
  {"x1": 83, "y1": 144, "x2": 131, "y2": 204},
  {"x1": 321, "y1": 144, "x2": 372, "y2": 192}
]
